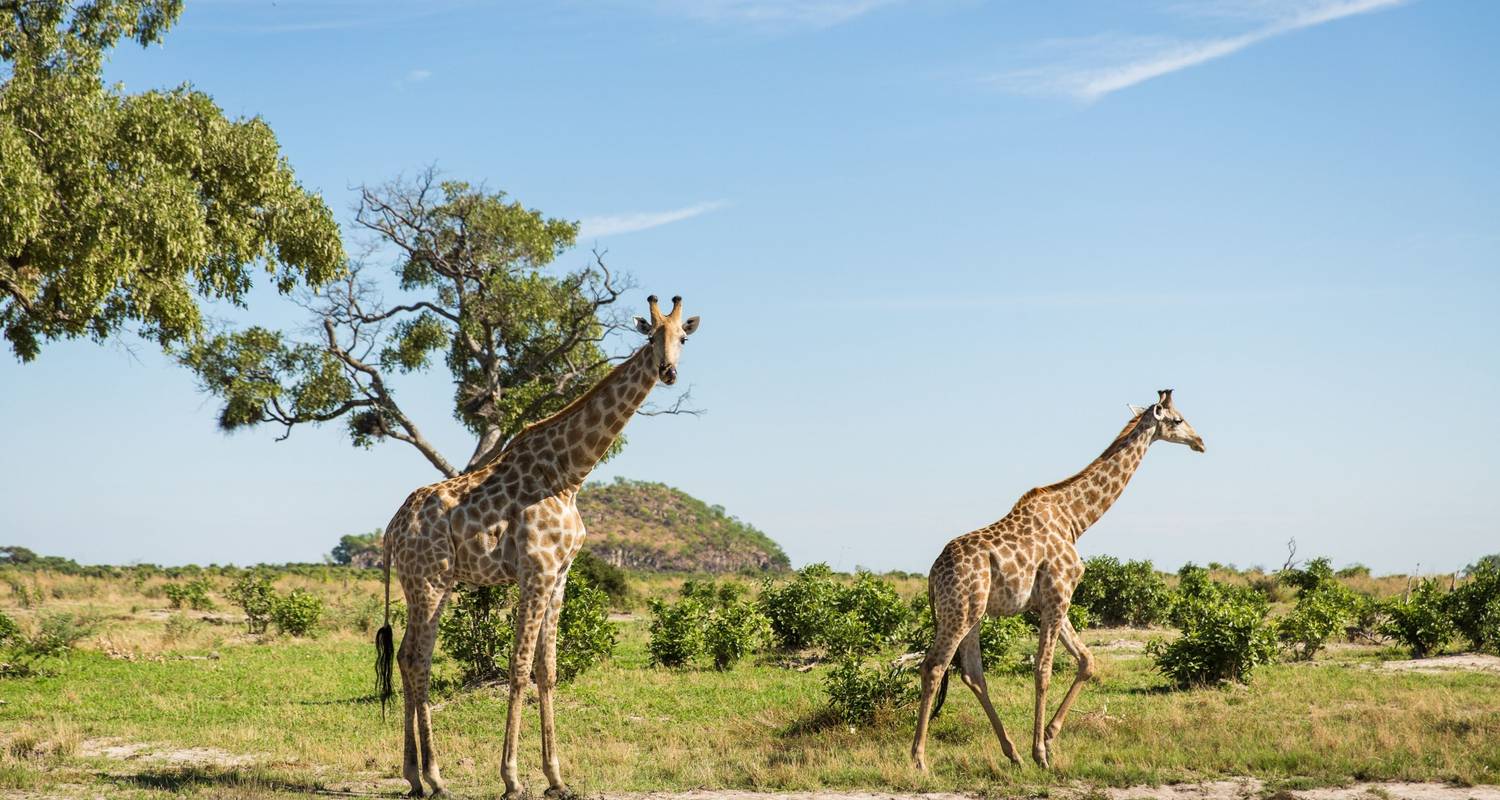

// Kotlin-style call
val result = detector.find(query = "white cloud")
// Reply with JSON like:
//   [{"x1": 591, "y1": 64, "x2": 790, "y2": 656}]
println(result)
[
  {"x1": 578, "y1": 200, "x2": 728, "y2": 239},
  {"x1": 394, "y1": 68, "x2": 433, "y2": 90},
  {"x1": 993, "y1": 0, "x2": 1410, "y2": 102}
]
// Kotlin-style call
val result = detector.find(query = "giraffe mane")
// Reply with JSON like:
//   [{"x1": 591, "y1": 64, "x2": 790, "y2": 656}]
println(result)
[
  {"x1": 488, "y1": 345, "x2": 652, "y2": 464},
  {"x1": 1011, "y1": 409, "x2": 1152, "y2": 508}
]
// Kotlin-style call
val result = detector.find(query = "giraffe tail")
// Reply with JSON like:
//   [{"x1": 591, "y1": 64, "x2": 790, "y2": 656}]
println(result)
[
  {"x1": 930, "y1": 667, "x2": 951, "y2": 719},
  {"x1": 374, "y1": 529, "x2": 395, "y2": 719}
]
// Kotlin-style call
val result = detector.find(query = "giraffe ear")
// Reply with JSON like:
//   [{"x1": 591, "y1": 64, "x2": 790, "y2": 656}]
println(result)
[
  {"x1": 633, "y1": 316, "x2": 653, "y2": 335},
  {"x1": 1128, "y1": 404, "x2": 1147, "y2": 417},
  {"x1": 1153, "y1": 404, "x2": 1166, "y2": 421},
  {"x1": 681, "y1": 316, "x2": 700, "y2": 335}
]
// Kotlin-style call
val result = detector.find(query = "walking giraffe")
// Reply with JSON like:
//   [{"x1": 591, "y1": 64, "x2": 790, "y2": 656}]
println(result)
[
  {"x1": 374, "y1": 295, "x2": 701, "y2": 798},
  {"x1": 910, "y1": 390, "x2": 1205, "y2": 771}
]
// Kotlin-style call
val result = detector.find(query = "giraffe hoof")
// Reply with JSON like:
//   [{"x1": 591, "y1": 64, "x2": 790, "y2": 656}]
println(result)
[
  {"x1": 1032, "y1": 747, "x2": 1050, "y2": 769},
  {"x1": 406, "y1": 790, "x2": 426, "y2": 799},
  {"x1": 501, "y1": 790, "x2": 528, "y2": 800},
  {"x1": 544, "y1": 786, "x2": 577, "y2": 800}
]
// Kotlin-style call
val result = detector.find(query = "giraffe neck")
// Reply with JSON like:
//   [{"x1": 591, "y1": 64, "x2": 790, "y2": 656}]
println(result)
[
  {"x1": 503, "y1": 345, "x2": 660, "y2": 492},
  {"x1": 1037, "y1": 415, "x2": 1157, "y2": 541}
]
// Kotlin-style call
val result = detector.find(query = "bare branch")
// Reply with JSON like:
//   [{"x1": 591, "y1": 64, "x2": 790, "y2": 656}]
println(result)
[{"x1": 638, "y1": 386, "x2": 705, "y2": 417}]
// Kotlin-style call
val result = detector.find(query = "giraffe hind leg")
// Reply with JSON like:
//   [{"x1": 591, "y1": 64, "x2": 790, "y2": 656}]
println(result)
[
  {"x1": 399, "y1": 581, "x2": 451, "y2": 797},
  {"x1": 956, "y1": 621, "x2": 1022, "y2": 766},
  {"x1": 911, "y1": 610, "x2": 974, "y2": 772}
]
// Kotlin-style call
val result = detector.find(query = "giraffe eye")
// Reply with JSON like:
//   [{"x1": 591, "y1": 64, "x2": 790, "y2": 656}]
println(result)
[{"x1": 680, "y1": 336, "x2": 688, "y2": 345}]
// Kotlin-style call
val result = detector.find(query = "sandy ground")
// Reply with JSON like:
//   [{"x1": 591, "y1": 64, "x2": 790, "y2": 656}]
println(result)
[{"x1": 1379, "y1": 654, "x2": 1500, "y2": 674}]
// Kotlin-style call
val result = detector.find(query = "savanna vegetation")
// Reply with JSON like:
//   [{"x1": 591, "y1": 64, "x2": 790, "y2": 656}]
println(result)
[{"x1": 3, "y1": 550, "x2": 1497, "y2": 798}]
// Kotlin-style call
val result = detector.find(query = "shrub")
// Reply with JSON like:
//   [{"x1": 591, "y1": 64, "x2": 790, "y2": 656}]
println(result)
[
  {"x1": 163, "y1": 578, "x2": 215, "y2": 611},
  {"x1": 833, "y1": 572, "x2": 910, "y2": 645},
  {"x1": 1383, "y1": 578, "x2": 1455, "y2": 658},
  {"x1": 440, "y1": 576, "x2": 615, "y2": 685},
  {"x1": 271, "y1": 589, "x2": 324, "y2": 637},
  {"x1": 1149, "y1": 575, "x2": 1278, "y2": 687},
  {"x1": 226, "y1": 573, "x2": 276, "y2": 634},
  {"x1": 1, "y1": 612, "x2": 99, "y2": 676},
  {"x1": 1448, "y1": 561, "x2": 1500, "y2": 654},
  {"x1": 1277, "y1": 558, "x2": 1361, "y2": 661},
  {"x1": 571, "y1": 551, "x2": 628, "y2": 605},
  {"x1": 680, "y1": 579, "x2": 747, "y2": 609},
  {"x1": 553, "y1": 575, "x2": 616, "y2": 681},
  {"x1": 647, "y1": 597, "x2": 706, "y2": 668},
  {"x1": 0, "y1": 611, "x2": 18, "y2": 647},
  {"x1": 824, "y1": 656, "x2": 916, "y2": 726},
  {"x1": 440, "y1": 584, "x2": 515, "y2": 683},
  {"x1": 704, "y1": 600, "x2": 771, "y2": 670},
  {"x1": 1073, "y1": 556, "x2": 1170, "y2": 627},
  {"x1": 759, "y1": 563, "x2": 839, "y2": 651},
  {"x1": 1337, "y1": 564, "x2": 1371, "y2": 579}
]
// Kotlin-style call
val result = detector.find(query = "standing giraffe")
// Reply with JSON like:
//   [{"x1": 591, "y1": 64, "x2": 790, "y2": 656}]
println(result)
[
  {"x1": 910, "y1": 390, "x2": 1205, "y2": 771},
  {"x1": 374, "y1": 295, "x2": 700, "y2": 798}
]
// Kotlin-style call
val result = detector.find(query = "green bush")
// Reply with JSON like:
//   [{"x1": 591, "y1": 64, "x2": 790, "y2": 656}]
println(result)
[
  {"x1": 903, "y1": 594, "x2": 1045, "y2": 670},
  {"x1": 1149, "y1": 574, "x2": 1278, "y2": 687},
  {"x1": 833, "y1": 572, "x2": 910, "y2": 646},
  {"x1": 554, "y1": 575, "x2": 616, "y2": 681},
  {"x1": 1, "y1": 612, "x2": 99, "y2": 676},
  {"x1": 163, "y1": 578, "x2": 216, "y2": 611},
  {"x1": 1448, "y1": 561, "x2": 1500, "y2": 654},
  {"x1": 1277, "y1": 558, "x2": 1361, "y2": 661},
  {"x1": 571, "y1": 551, "x2": 629, "y2": 605},
  {"x1": 759, "y1": 563, "x2": 839, "y2": 651},
  {"x1": 824, "y1": 656, "x2": 916, "y2": 726},
  {"x1": 647, "y1": 597, "x2": 706, "y2": 668},
  {"x1": 226, "y1": 573, "x2": 276, "y2": 634},
  {"x1": 1073, "y1": 556, "x2": 1171, "y2": 627},
  {"x1": 704, "y1": 599, "x2": 771, "y2": 670},
  {"x1": 680, "y1": 579, "x2": 747, "y2": 609},
  {"x1": 0, "y1": 610, "x2": 18, "y2": 647},
  {"x1": 1383, "y1": 579, "x2": 1455, "y2": 658},
  {"x1": 440, "y1": 575, "x2": 616, "y2": 684},
  {"x1": 440, "y1": 584, "x2": 515, "y2": 683},
  {"x1": 271, "y1": 589, "x2": 324, "y2": 637}
]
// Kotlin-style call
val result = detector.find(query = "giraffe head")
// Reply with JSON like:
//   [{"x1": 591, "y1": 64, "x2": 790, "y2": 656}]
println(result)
[
  {"x1": 633, "y1": 295, "x2": 700, "y2": 385},
  {"x1": 1131, "y1": 389, "x2": 1205, "y2": 452}
]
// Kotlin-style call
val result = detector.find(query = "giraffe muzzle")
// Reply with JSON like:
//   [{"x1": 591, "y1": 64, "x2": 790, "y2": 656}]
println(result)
[{"x1": 660, "y1": 365, "x2": 677, "y2": 385}]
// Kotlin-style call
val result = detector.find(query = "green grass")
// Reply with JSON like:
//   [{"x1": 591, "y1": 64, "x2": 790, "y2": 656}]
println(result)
[{"x1": 3, "y1": 569, "x2": 1498, "y2": 798}]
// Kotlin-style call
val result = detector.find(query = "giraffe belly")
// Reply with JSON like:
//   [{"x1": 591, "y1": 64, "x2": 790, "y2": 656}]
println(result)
[
  {"x1": 986, "y1": 579, "x2": 1033, "y2": 617},
  {"x1": 451, "y1": 522, "x2": 520, "y2": 586}
]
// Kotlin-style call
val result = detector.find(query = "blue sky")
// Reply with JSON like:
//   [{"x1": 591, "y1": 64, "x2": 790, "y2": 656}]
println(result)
[{"x1": 2, "y1": 0, "x2": 1496, "y2": 574}]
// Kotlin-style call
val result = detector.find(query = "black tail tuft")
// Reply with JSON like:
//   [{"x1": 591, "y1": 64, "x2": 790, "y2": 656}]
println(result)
[
  {"x1": 375, "y1": 624, "x2": 394, "y2": 719},
  {"x1": 930, "y1": 667, "x2": 951, "y2": 719}
]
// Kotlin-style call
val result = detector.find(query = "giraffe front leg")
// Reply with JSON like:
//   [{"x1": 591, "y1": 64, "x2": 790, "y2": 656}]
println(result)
[
  {"x1": 1031, "y1": 614, "x2": 1063, "y2": 768},
  {"x1": 537, "y1": 579, "x2": 573, "y2": 799},
  {"x1": 1043, "y1": 617, "x2": 1096, "y2": 751},
  {"x1": 502, "y1": 572, "x2": 554, "y2": 800}
]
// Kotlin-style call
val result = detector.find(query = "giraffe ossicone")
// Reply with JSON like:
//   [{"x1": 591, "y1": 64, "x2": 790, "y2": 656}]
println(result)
[
  {"x1": 373, "y1": 294, "x2": 700, "y2": 799},
  {"x1": 910, "y1": 389, "x2": 1205, "y2": 772}
]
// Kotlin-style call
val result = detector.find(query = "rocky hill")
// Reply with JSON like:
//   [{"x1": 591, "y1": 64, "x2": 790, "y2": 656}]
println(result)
[{"x1": 577, "y1": 478, "x2": 790, "y2": 573}]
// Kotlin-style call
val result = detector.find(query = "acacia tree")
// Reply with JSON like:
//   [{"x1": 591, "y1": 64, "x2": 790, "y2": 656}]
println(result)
[
  {"x1": 0, "y1": 0, "x2": 344, "y2": 361},
  {"x1": 182, "y1": 170, "x2": 688, "y2": 477}
]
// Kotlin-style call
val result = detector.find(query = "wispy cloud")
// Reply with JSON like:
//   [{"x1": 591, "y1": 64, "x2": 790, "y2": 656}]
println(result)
[
  {"x1": 649, "y1": 0, "x2": 899, "y2": 29},
  {"x1": 992, "y1": 0, "x2": 1410, "y2": 102},
  {"x1": 394, "y1": 68, "x2": 433, "y2": 90},
  {"x1": 578, "y1": 201, "x2": 728, "y2": 239}
]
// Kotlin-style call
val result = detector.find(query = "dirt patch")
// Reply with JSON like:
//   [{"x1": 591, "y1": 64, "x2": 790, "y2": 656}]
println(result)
[
  {"x1": 1381, "y1": 654, "x2": 1500, "y2": 674},
  {"x1": 1090, "y1": 780, "x2": 1500, "y2": 800},
  {"x1": 612, "y1": 784, "x2": 1500, "y2": 800},
  {"x1": 77, "y1": 737, "x2": 260, "y2": 768}
]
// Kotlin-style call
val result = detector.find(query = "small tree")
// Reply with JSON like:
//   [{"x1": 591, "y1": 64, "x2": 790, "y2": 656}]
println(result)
[
  {"x1": 1383, "y1": 578, "x2": 1455, "y2": 658},
  {"x1": 271, "y1": 589, "x2": 324, "y2": 637},
  {"x1": 226, "y1": 573, "x2": 276, "y2": 634}
]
